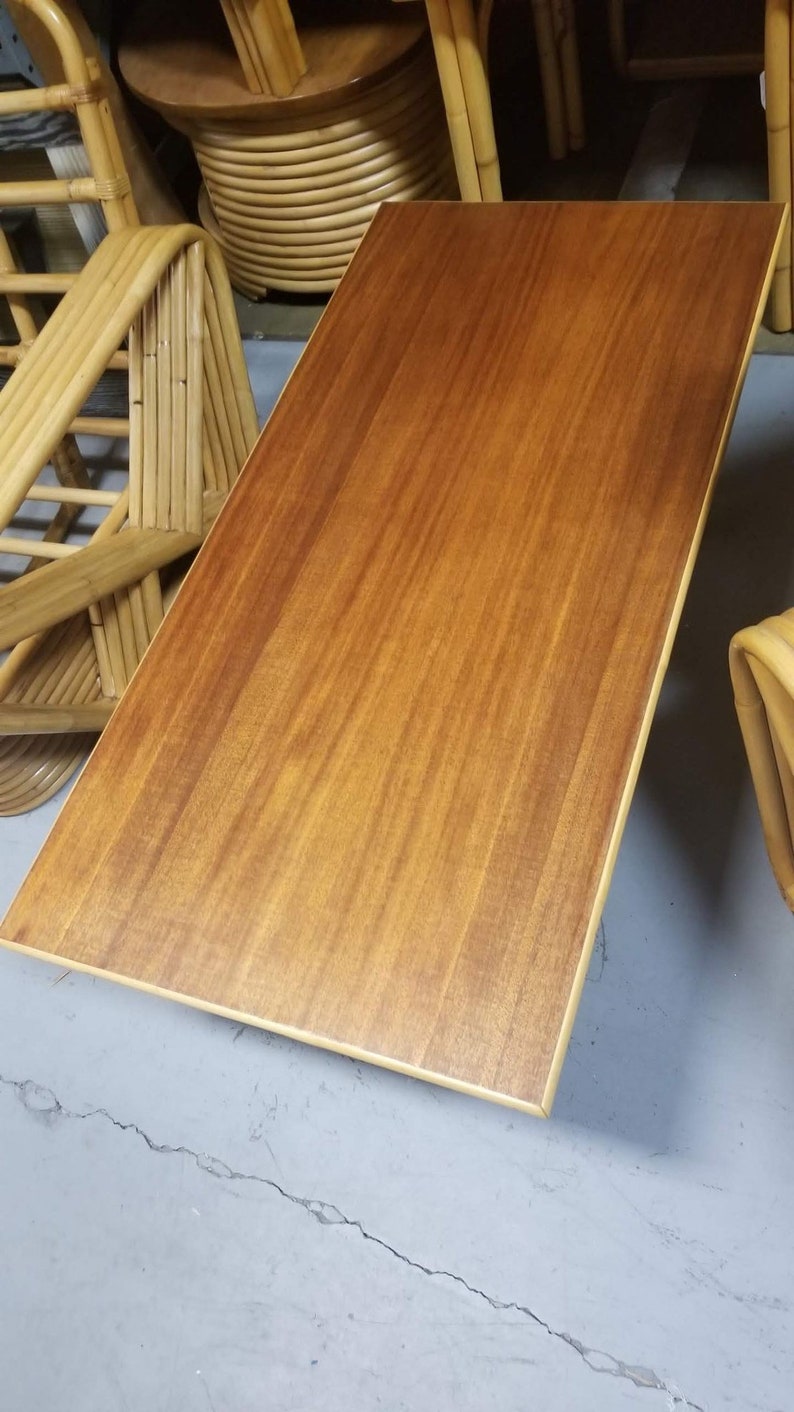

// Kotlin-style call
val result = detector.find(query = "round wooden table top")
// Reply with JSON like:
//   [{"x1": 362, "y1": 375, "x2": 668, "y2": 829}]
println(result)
[{"x1": 119, "y1": 0, "x2": 429, "y2": 121}]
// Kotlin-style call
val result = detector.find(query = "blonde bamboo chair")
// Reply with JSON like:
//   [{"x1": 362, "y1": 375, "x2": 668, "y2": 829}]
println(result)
[
  {"x1": 475, "y1": 0, "x2": 583, "y2": 162},
  {"x1": 397, "y1": 0, "x2": 584, "y2": 200},
  {"x1": 0, "y1": 0, "x2": 142, "y2": 612},
  {"x1": 5, "y1": 0, "x2": 181, "y2": 225},
  {"x1": 0, "y1": 224, "x2": 257, "y2": 813},
  {"x1": 731, "y1": 611, "x2": 794, "y2": 908},
  {"x1": 0, "y1": 0, "x2": 139, "y2": 241}
]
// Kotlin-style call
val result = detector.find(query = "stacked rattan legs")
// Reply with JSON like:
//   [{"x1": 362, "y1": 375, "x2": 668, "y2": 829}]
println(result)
[
  {"x1": 0, "y1": 226, "x2": 257, "y2": 812},
  {"x1": 421, "y1": 0, "x2": 584, "y2": 202},
  {"x1": 191, "y1": 44, "x2": 455, "y2": 297},
  {"x1": 524, "y1": 0, "x2": 584, "y2": 160},
  {"x1": 219, "y1": 0, "x2": 306, "y2": 95}
]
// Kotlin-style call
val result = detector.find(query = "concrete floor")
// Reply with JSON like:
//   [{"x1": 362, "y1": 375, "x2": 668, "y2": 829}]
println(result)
[{"x1": 1, "y1": 340, "x2": 794, "y2": 1410}]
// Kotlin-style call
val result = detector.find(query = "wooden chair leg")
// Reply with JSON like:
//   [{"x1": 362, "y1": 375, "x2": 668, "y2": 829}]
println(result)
[
  {"x1": 531, "y1": 0, "x2": 567, "y2": 159},
  {"x1": 425, "y1": 0, "x2": 483, "y2": 199},
  {"x1": 556, "y1": 0, "x2": 585, "y2": 151},
  {"x1": 607, "y1": 0, "x2": 628, "y2": 74},
  {"x1": 448, "y1": 0, "x2": 502, "y2": 199}
]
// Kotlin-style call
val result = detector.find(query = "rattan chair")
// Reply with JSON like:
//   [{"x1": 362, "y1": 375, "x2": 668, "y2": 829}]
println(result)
[
  {"x1": 400, "y1": 0, "x2": 583, "y2": 200},
  {"x1": 0, "y1": 1, "x2": 256, "y2": 814},
  {"x1": 731, "y1": 611, "x2": 794, "y2": 909},
  {"x1": 0, "y1": 0, "x2": 140, "y2": 484},
  {"x1": 476, "y1": 0, "x2": 583, "y2": 160},
  {"x1": 0, "y1": 224, "x2": 257, "y2": 814},
  {"x1": 0, "y1": 0, "x2": 139, "y2": 815}
]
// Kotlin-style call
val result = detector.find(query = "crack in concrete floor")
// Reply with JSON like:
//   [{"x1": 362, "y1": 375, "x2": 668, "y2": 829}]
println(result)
[{"x1": 2, "y1": 1073, "x2": 704, "y2": 1410}]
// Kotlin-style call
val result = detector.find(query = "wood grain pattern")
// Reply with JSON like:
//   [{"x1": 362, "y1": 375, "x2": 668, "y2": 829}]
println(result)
[{"x1": 1, "y1": 202, "x2": 783, "y2": 1115}]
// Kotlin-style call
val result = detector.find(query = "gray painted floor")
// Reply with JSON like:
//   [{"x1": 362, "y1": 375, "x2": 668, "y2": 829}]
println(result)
[{"x1": 1, "y1": 346, "x2": 794, "y2": 1411}]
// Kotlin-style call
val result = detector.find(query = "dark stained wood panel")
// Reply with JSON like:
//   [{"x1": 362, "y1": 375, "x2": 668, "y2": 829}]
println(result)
[{"x1": 1, "y1": 202, "x2": 783, "y2": 1114}]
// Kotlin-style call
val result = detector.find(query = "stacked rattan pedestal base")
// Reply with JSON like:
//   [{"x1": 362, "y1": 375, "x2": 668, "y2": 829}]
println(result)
[{"x1": 121, "y1": 1, "x2": 456, "y2": 298}]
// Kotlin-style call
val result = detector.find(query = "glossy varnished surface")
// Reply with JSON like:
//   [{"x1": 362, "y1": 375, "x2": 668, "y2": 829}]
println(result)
[{"x1": 2, "y1": 202, "x2": 782, "y2": 1114}]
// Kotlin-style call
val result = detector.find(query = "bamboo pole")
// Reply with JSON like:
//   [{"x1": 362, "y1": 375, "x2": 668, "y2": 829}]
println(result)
[
  {"x1": 7, "y1": 0, "x2": 176, "y2": 224},
  {"x1": 0, "y1": 223, "x2": 255, "y2": 798},
  {"x1": 219, "y1": 0, "x2": 305, "y2": 96},
  {"x1": 448, "y1": 0, "x2": 501, "y2": 199},
  {"x1": 128, "y1": 313, "x2": 144, "y2": 527},
  {"x1": 766, "y1": 0, "x2": 792, "y2": 330},
  {"x1": 203, "y1": 271, "x2": 248, "y2": 470},
  {"x1": 220, "y1": 0, "x2": 271, "y2": 93},
  {"x1": 731, "y1": 613, "x2": 794, "y2": 908},
  {"x1": 69, "y1": 417, "x2": 130, "y2": 437},
  {"x1": 141, "y1": 288, "x2": 159, "y2": 529},
  {"x1": 556, "y1": 0, "x2": 585, "y2": 151},
  {"x1": 155, "y1": 267, "x2": 174, "y2": 529},
  {"x1": 24, "y1": 486, "x2": 120, "y2": 506},
  {"x1": 169, "y1": 251, "x2": 188, "y2": 534},
  {"x1": 0, "y1": 536, "x2": 79, "y2": 559},
  {"x1": 607, "y1": 0, "x2": 629, "y2": 74},
  {"x1": 268, "y1": 0, "x2": 306, "y2": 75},
  {"x1": 531, "y1": 0, "x2": 567, "y2": 160},
  {"x1": 0, "y1": 701, "x2": 115, "y2": 733},
  {"x1": 425, "y1": 0, "x2": 482, "y2": 199}
]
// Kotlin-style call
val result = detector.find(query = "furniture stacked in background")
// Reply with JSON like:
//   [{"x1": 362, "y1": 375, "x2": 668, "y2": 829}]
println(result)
[
  {"x1": 607, "y1": 1, "x2": 790, "y2": 336},
  {"x1": 119, "y1": 0, "x2": 457, "y2": 298},
  {"x1": 0, "y1": 0, "x2": 257, "y2": 813},
  {"x1": 395, "y1": 0, "x2": 583, "y2": 196}
]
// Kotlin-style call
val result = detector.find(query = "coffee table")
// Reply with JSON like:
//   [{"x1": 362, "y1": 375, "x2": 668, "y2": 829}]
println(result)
[{"x1": 0, "y1": 201, "x2": 783, "y2": 1115}]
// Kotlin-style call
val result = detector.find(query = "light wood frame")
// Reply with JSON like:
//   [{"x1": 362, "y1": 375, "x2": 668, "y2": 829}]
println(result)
[
  {"x1": 731, "y1": 611, "x2": 794, "y2": 909},
  {"x1": 0, "y1": 226, "x2": 257, "y2": 813},
  {"x1": 175, "y1": 43, "x2": 454, "y2": 297},
  {"x1": 765, "y1": 0, "x2": 793, "y2": 331}
]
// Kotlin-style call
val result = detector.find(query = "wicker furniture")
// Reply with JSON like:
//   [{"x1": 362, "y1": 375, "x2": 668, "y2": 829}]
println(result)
[
  {"x1": 218, "y1": 0, "x2": 306, "y2": 94},
  {"x1": 120, "y1": 0, "x2": 456, "y2": 297},
  {"x1": 0, "y1": 0, "x2": 256, "y2": 812},
  {"x1": 0, "y1": 201, "x2": 782, "y2": 1113},
  {"x1": 0, "y1": 224, "x2": 257, "y2": 813},
  {"x1": 396, "y1": 0, "x2": 583, "y2": 200},
  {"x1": 4, "y1": 0, "x2": 180, "y2": 225}
]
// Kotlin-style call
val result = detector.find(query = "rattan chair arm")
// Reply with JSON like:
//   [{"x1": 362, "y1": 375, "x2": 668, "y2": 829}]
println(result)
[
  {"x1": 0, "y1": 225, "x2": 254, "y2": 531},
  {"x1": 0, "y1": 701, "x2": 116, "y2": 734},
  {"x1": 0, "y1": 525, "x2": 202, "y2": 650}
]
